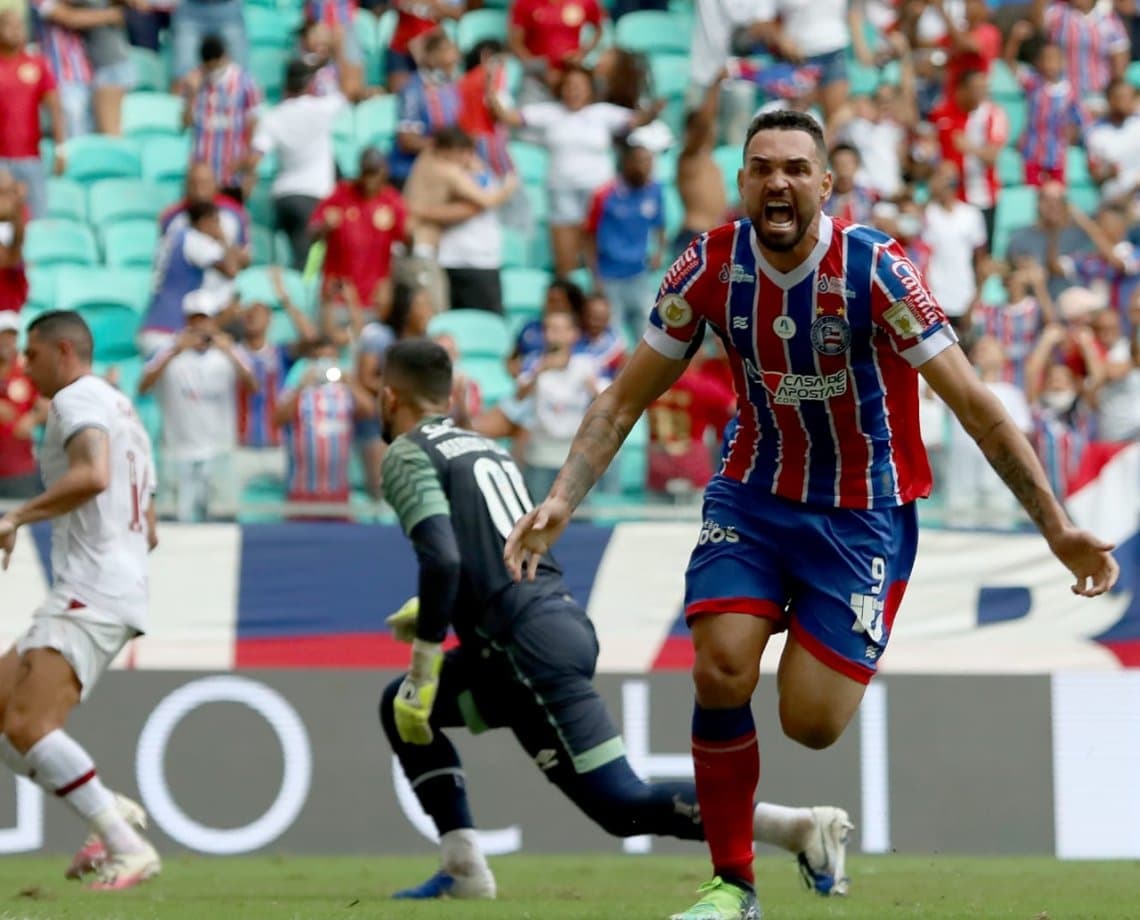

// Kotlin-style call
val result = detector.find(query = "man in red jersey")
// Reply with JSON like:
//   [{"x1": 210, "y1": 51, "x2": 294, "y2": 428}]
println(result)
[
  {"x1": 507, "y1": 110, "x2": 1119, "y2": 920},
  {"x1": 0, "y1": 10, "x2": 66, "y2": 218}
]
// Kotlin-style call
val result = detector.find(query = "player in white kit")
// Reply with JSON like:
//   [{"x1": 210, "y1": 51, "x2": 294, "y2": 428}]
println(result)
[{"x1": 0, "y1": 312, "x2": 162, "y2": 890}]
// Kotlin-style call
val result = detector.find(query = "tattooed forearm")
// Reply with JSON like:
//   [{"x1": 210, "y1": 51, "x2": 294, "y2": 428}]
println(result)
[
  {"x1": 976, "y1": 418, "x2": 1067, "y2": 539},
  {"x1": 552, "y1": 392, "x2": 634, "y2": 510}
]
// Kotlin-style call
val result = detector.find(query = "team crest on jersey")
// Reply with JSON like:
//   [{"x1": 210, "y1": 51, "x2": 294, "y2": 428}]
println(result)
[
  {"x1": 810, "y1": 315, "x2": 851, "y2": 355},
  {"x1": 719, "y1": 263, "x2": 756, "y2": 284},
  {"x1": 658, "y1": 294, "x2": 693, "y2": 329},
  {"x1": 772, "y1": 315, "x2": 796, "y2": 339},
  {"x1": 664, "y1": 245, "x2": 703, "y2": 291}
]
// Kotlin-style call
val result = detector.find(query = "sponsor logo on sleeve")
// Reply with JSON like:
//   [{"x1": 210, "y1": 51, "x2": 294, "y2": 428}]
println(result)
[
  {"x1": 888, "y1": 257, "x2": 943, "y2": 328},
  {"x1": 664, "y1": 245, "x2": 703, "y2": 291},
  {"x1": 882, "y1": 300, "x2": 923, "y2": 339},
  {"x1": 658, "y1": 294, "x2": 694, "y2": 329}
]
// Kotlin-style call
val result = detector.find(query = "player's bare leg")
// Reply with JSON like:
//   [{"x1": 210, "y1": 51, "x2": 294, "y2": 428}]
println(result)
[{"x1": 1, "y1": 649, "x2": 159, "y2": 890}]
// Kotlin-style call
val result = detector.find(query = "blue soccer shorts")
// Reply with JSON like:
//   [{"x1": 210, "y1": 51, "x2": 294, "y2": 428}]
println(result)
[{"x1": 684, "y1": 476, "x2": 919, "y2": 684}]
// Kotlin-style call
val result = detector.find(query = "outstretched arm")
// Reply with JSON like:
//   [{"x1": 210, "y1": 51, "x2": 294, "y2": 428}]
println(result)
[{"x1": 920, "y1": 345, "x2": 1118, "y2": 596}]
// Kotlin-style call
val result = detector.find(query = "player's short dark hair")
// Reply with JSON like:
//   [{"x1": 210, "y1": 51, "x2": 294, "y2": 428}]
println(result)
[
  {"x1": 200, "y1": 33, "x2": 226, "y2": 64},
  {"x1": 829, "y1": 142, "x2": 861, "y2": 165},
  {"x1": 433, "y1": 126, "x2": 475, "y2": 151},
  {"x1": 187, "y1": 200, "x2": 219, "y2": 226},
  {"x1": 743, "y1": 110, "x2": 827, "y2": 163},
  {"x1": 27, "y1": 310, "x2": 93, "y2": 363},
  {"x1": 385, "y1": 338, "x2": 453, "y2": 406},
  {"x1": 284, "y1": 58, "x2": 314, "y2": 96}
]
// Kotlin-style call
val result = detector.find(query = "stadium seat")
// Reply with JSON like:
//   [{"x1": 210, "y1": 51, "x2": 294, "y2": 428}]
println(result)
[
  {"x1": 998, "y1": 98, "x2": 1027, "y2": 148},
  {"x1": 502, "y1": 267, "x2": 553, "y2": 312},
  {"x1": 333, "y1": 106, "x2": 355, "y2": 143},
  {"x1": 615, "y1": 11, "x2": 688, "y2": 54},
  {"x1": 457, "y1": 9, "x2": 508, "y2": 51},
  {"x1": 848, "y1": 62, "x2": 879, "y2": 96},
  {"x1": 269, "y1": 308, "x2": 306, "y2": 345},
  {"x1": 246, "y1": 6, "x2": 299, "y2": 49},
  {"x1": 459, "y1": 357, "x2": 515, "y2": 407},
  {"x1": 250, "y1": 48, "x2": 288, "y2": 102},
  {"x1": 648, "y1": 53, "x2": 690, "y2": 102},
  {"x1": 251, "y1": 223, "x2": 275, "y2": 265},
  {"x1": 26, "y1": 267, "x2": 55, "y2": 314},
  {"x1": 529, "y1": 223, "x2": 552, "y2": 270},
  {"x1": 103, "y1": 220, "x2": 160, "y2": 269},
  {"x1": 235, "y1": 266, "x2": 307, "y2": 308},
  {"x1": 122, "y1": 92, "x2": 184, "y2": 140},
  {"x1": 355, "y1": 96, "x2": 399, "y2": 145},
  {"x1": 335, "y1": 136, "x2": 362, "y2": 178},
  {"x1": 1130, "y1": 59, "x2": 1140, "y2": 90},
  {"x1": 247, "y1": 184, "x2": 274, "y2": 228},
  {"x1": 24, "y1": 220, "x2": 99, "y2": 267},
  {"x1": 523, "y1": 181, "x2": 548, "y2": 223},
  {"x1": 1066, "y1": 146, "x2": 1093, "y2": 188},
  {"x1": 992, "y1": 185, "x2": 1036, "y2": 258},
  {"x1": 353, "y1": 9, "x2": 381, "y2": 54},
  {"x1": 712, "y1": 145, "x2": 742, "y2": 204},
  {"x1": 64, "y1": 137, "x2": 142, "y2": 183},
  {"x1": 502, "y1": 228, "x2": 531, "y2": 269},
  {"x1": 507, "y1": 141, "x2": 549, "y2": 185},
  {"x1": 989, "y1": 61, "x2": 1021, "y2": 101},
  {"x1": 94, "y1": 355, "x2": 144, "y2": 399},
  {"x1": 46, "y1": 177, "x2": 87, "y2": 222},
  {"x1": 56, "y1": 266, "x2": 152, "y2": 315},
  {"x1": 428, "y1": 310, "x2": 510, "y2": 359},
  {"x1": 662, "y1": 184, "x2": 683, "y2": 238},
  {"x1": 1067, "y1": 184, "x2": 1099, "y2": 214},
  {"x1": 997, "y1": 148, "x2": 1024, "y2": 186},
  {"x1": 129, "y1": 46, "x2": 167, "y2": 92},
  {"x1": 88, "y1": 178, "x2": 165, "y2": 228},
  {"x1": 141, "y1": 135, "x2": 192, "y2": 183}
]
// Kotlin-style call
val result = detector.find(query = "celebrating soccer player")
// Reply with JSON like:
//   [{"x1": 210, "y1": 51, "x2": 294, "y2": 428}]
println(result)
[
  {"x1": 376, "y1": 339, "x2": 853, "y2": 902},
  {"x1": 505, "y1": 110, "x2": 1120, "y2": 920},
  {"x1": 0, "y1": 312, "x2": 161, "y2": 890}
]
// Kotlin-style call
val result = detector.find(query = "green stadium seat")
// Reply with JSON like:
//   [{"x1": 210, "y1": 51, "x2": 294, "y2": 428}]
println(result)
[
  {"x1": 997, "y1": 148, "x2": 1024, "y2": 186},
  {"x1": 615, "y1": 11, "x2": 688, "y2": 54},
  {"x1": 501, "y1": 267, "x2": 553, "y2": 312},
  {"x1": 64, "y1": 137, "x2": 141, "y2": 183},
  {"x1": 25, "y1": 220, "x2": 99, "y2": 267},
  {"x1": 529, "y1": 223, "x2": 552, "y2": 270},
  {"x1": 26, "y1": 267, "x2": 55, "y2": 314},
  {"x1": 979, "y1": 273, "x2": 1007, "y2": 306},
  {"x1": 269, "y1": 308, "x2": 306, "y2": 345},
  {"x1": 1066, "y1": 146, "x2": 1093, "y2": 188},
  {"x1": 247, "y1": 6, "x2": 298, "y2": 49},
  {"x1": 235, "y1": 266, "x2": 307, "y2": 308},
  {"x1": 274, "y1": 231, "x2": 293, "y2": 266},
  {"x1": 353, "y1": 9, "x2": 381, "y2": 54},
  {"x1": 376, "y1": 8, "x2": 397, "y2": 46},
  {"x1": 103, "y1": 220, "x2": 159, "y2": 269},
  {"x1": 251, "y1": 223, "x2": 275, "y2": 265},
  {"x1": 648, "y1": 53, "x2": 690, "y2": 101},
  {"x1": 250, "y1": 48, "x2": 288, "y2": 102},
  {"x1": 141, "y1": 135, "x2": 192, "y2": 183},
  {"x1": 129, "y1": 47, "x2": 167, "y2": 92},
  {"x1": 457, "y1": 9, "x2": 508, "y2": 51},
  {"x1": 428, "y1": 310, "x2": 510, "y2": 359},
  {"x1": 1067, "y1": 184, "x2": 1099, "y2": 214},
  {"x1": 355, "y1": 96, "x2": 399, "y2": 144},
  {"x1": 712, "y1": 145, "x2": 742, "y2": 204},
  {"x1": 56, "y1": 266, "x2": 152, "y2": 314},
  {"x1": 459, "y1": 357, "x2": 515, "y2": 407},
  {"x1": 618, "y1": 416, "x2": 648, "y2": 495},
  {"x1": 88, "y1": 179, "x2": 165, "y2": 228},
  {"x1": 992, "y1": 185, "x2": 1036, "y2": 258},
  {"x1": 998, "y1": 97, "x2": 1027, "y2": 148},
  {"x1": 46, "y1": 177, "x2": 86, "y2": 222},
  {"x1": 122, "y1": 92, "x2": 184, "y2": 140},
  {"x1": 94, "y1": 355, "x2": 144, "y2": 398},
  {"x1": 502, "y1": 228, "x2": 531, "y2": 269},
  {"x1": 523, "y1": 181, "x2": 548, "y2": 223},
  {"x1": 508, "y1": 141, "x2": 549, "y2": 184},
  {"x1": 155, "y1": 178, "x2": 185, "y2": 213},
  {"x1": 1130, "y1": 59, "x2": 1140, "y2": 89},
  {"x1": 847, "y1": 61, "x2": 879, "y2": 96},
  {"x1": 335, "y1": 136, "x2": 361, "y2": 178},
  {"x1": 333, "y1": 106, "x2": 355, "y2": 143},
  {"x1": 663, "y1": 184, "x2": 683, "y2": 238},
  {"x1": 989, "y1": 61, "x2": 1022, "y2": 101},
  {"x1": 247, "y1": 184, "x2": 274, "y2": 227},
  {"x1": 505, "y1": 306, "x2": 539, "y2": 340}
]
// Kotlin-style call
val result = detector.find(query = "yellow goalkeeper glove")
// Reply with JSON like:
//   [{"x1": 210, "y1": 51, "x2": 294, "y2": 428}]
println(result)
[
  {"x1": 393, "y1": 639, "x2": 443, "y2": 745},
  {"x1": 386, "y1": 596, "x2": 419, "y2": 644}
]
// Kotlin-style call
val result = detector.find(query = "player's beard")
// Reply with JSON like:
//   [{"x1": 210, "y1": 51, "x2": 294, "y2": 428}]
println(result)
[{"x1": 754, "y1": 196, "x2": 815, "y2": 253}]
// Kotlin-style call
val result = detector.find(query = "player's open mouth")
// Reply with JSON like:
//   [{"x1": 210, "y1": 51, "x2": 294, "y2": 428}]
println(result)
[{"x1": 764, "y1": 201, "x2": 796, "y2": 230}]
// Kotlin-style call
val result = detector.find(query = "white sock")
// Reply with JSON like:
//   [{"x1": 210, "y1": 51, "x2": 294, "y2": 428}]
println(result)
[
  {"x1": 441, "y1": 828, "x2": 489, "y2": 877},
  {"x1": 0, "y1": 735, "x2": 30, "y2": 777},
  {"x1": 24, "y1": 730, "x2": 145, "y2": 856},
  {"x1": 753, "y1": 802, "x2": 815, "y2": 853}
]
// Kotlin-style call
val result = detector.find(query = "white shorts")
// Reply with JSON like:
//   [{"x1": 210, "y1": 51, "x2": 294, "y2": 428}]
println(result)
[{"x1": 17, "y1": 594, "x2": 139, "y2": 701}]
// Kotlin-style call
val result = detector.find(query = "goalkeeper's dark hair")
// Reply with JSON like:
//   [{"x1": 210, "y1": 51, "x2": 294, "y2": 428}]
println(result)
[
  {"x1": 385, "y1": 338, "x2": 453, "y2": 407},
  {"x1": 26, "y1": 310, "x2": 93, "y2": 363}
]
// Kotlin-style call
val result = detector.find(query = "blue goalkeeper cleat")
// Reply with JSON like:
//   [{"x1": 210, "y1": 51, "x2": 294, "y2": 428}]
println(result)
[
  {"x1": 670, "y1": 877, "x2": 761, "y2": 920},
  {"x1": 392, "y1": 866, "x2": 497, "y2": 900},
  {"x1": 797, "y1": 806, "x2": 853, "y2": 896}
]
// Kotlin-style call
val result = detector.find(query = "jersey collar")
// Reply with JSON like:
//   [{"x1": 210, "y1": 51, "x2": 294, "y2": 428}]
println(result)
[{"x1": 749, "y1": 214, "x2": 833, "y2": 291}]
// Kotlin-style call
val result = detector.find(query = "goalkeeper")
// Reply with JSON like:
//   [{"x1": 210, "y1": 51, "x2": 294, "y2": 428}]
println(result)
[{"x1": 376, "y1": 339, "x2": 852, "y2": 901}]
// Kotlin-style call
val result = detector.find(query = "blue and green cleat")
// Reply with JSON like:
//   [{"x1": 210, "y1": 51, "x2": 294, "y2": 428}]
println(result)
[{"x1": 670, "y1": 877, "x2": 761, "y2": 920}]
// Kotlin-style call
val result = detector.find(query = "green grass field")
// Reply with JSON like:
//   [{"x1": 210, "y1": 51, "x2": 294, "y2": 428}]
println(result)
[{"x1": 0, "y1": 855, "x2": 1135, "y2": 919}]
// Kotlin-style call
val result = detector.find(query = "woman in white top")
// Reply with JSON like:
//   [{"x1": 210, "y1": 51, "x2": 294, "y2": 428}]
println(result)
[{"x1": 490, "y1": 63, "x2": 661, "y2": 276}]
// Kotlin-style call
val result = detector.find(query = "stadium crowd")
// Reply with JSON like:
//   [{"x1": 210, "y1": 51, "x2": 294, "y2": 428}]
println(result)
[{"x1": 0, "y1": 0, "x2": 1137, "y2": 523}]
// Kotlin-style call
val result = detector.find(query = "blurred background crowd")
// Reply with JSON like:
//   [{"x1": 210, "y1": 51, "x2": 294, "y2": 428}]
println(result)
[{"x1": 0, "y1": 0, "x2": 1137, "y2": 525}]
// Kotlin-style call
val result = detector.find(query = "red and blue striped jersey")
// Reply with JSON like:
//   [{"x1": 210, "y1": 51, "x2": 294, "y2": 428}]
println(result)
[
  {"x1": 971, "y1": 297, "x2": 1042, "y2": 391},
  {"x1": 284, "y1": 382, "x2": 355, "y2": 501},
  {"x1": 236, "y1": 342, "x2": 293, "y2": 449},
  {"x1": 824, "y1": 185, "x2": 877, "y2": 225},
  {"x1": 31, "y1": 0, "x2": 92, "y2": 85},
  {"x1": 189, "y1": 64, "x2": 262, "y2": 187},
  {"x1": 645, "y1": 216, "x2": 958, "y2": 510},
  {"x1": 1046, "y1": 1, "x2": 1130, "y2": 98},
  {"x1": 306, "y1": 0, "x2": 356, "y2": 26},
  {"x1": 1018, "y1": 69, "x2": 1089, "y2": 172},
  {"x1": 1034, "y1": 406, "x2": 1088, "y2": 498}
]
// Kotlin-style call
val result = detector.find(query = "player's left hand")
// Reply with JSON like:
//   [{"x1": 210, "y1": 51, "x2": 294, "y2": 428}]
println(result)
[
  {"x1": 1049, "y1": 527, "x2": 1119, "y2": 597},
  {"x1": 393, "y1": 674, "x2": 438, "y2": 745},
  {"x1": 386, "y1": 596, "x2": 419, "y2": 644},
  {"x1": 0, "y1": 516, "x2": 17, "y2": 572}
]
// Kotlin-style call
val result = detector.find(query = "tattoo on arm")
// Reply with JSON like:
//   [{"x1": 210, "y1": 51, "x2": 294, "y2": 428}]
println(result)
[
  {"x1": 554, "y1": 399, "x2": 634, "y2": 510},
  {"x1": 976, "y1": 419, "x2": 1055, "y2": 533}
]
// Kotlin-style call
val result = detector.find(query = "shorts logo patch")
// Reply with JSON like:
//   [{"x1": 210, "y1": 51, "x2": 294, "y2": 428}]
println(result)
[
  {"x1": 534, "y1": 749, "x2": 559, "y2": 771},
  {"x1": 772, "y1": 315, "x2": 797, "y2": 339},
  {"x1": 809, "y1": 315, "x2": 851, "y2": 355},
  {"x1": 698, "y1": 520, "x2": 739, "y2": 545},
  {"x1": 658, "y1": 294, "x2": 693, "y2": 329}
]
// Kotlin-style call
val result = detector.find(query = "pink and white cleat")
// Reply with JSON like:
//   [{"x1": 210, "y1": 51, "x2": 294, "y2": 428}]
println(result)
[
  {"x1": 65, "y1": 793, "x2": 149, "y2": 881},
  {"x1": 86, "y1": 843, "x2": 162, "y2": 891}
]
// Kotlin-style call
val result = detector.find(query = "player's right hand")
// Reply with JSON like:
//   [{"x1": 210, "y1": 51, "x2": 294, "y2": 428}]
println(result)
[
  {"x1": 504, "y1": 496, "x2": 572, "y2": 582},
  {"x1": 0, "y1": 516, "x2": 17, "y2": 572},
  {"x1": 386, "y1": 596, "x2": 419, "y2": 644},
  {"x1": 393, "y1": 674, "x2": 438, "y2": 745},
  {"x1": 1048, "y1": 527, "x2": 1119, "y2": 598}
]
